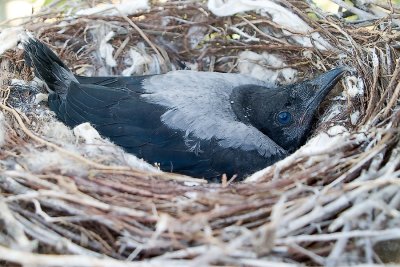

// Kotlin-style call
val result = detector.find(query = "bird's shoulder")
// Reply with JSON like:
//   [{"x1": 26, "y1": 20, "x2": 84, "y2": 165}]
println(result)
[{"x1": 142, "y1": 70, "x2": 286, "y2": 159}]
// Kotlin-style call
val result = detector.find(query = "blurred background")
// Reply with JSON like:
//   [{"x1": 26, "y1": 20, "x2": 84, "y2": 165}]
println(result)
[
  {"x1": 0, "y1": 0, "x2": 344, "y2": 26},
  {"x1": 0, "y1": 0, "x2": 399, "y2": 28},
  {"x1": 0, "y1": 0, "x2": 41, "y2": 25}
]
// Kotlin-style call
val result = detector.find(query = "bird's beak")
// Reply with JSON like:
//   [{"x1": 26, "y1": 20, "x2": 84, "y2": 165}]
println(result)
[{"x1": 301, "y1": 67, "x2": 346, "y2": 122}]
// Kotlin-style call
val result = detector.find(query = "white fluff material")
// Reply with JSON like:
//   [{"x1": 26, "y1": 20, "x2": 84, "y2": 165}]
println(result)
[
  {"x1": 76, "y1": 0, "x2": 149, "y2": 16},
  {"x1": 34, "y1": 93, "x2": 49, "y2": 104},
  {"x1": 121, "y1": 153, "x2": 161, "y2": 173},
  {"x1": 245, "y1": 133, "x2": 331, "y2": 182},
  {"x1": 0, "y1": 111, "x2": 6, "y2": 147},
  {"x1": 22, "y1": 150, "x2": 88, "y2": 176},
  {"x1": 327, "y1": 125, "x2": 348, "y2": 136},
  {"x1": 345, "y1": 76, "x2": 364, "y2": 98},
  {"x1": 238, "y1": 51, "x2": 297, "y2": 84},
  {"x1": 73, "y1": 123, "x2": 102, "y2": 145},
  {"x1": 321, "y1": 103, "x2": 344, "y2": 123},
  {"x1": 40, "y1": 120, "x2": 75, "y2": 143},
  {"x1": 99, "y1": 31, "x2": 117, "y2": 67},
  {"x1": 350, "y1": 111, "x2": 360, "y2": 125},
  {"x1": 0, "y1": 27, "x2": 24, "y2": 55},
  {"x1": 301, "y1": 132, "x2": 339, "y2": 155},
  {"x1": 73, "y1": 123, "x2": 159, "y2": 172},
  {"x1": 11, "y1": 78, "x2": 47, "y2": 89},
  {"x1": 10, "y1": 79, "x2": 27, "y2": 86},
  {"x1": 122, "y1": 48, "x2": 152, "y2": 76},
  {"x1": 246, "y1": 130, "x2": 368, "y2": 183},
  {"x1": 207, "y1": 0, "x2": 332, "y2": 50},
  {"x1": 73, "y1": 123, "x2": 115, "y2": 158},
  {"x1": 11, "y1": 77, "x2": 50, "y2": 95},
  {"x1": 31, "y1": 77, "x2": 48, "y2": 90}
]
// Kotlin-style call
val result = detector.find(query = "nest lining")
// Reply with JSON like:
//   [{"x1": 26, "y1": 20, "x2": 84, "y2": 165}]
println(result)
[{"x1": 0, "y1": 0, "x2": 400, "y2": 266}]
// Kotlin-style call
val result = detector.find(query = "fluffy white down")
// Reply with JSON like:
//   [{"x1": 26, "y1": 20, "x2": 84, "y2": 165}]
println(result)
[
  {"x1": 35, "y1": 117, "x2": 158, "y2": 173},
  {"x1": 72, "y1": 123, "x2": 159, "y2": 172},
  {"x1": 238, "y1": 51, "x2": 297, "y2": 84},
  {"x1": 40, "y1": 120, "x2": 75, "y2": 143},
  {"x1": 76, "y1": 0, "x2": 149, "y2": 16},
  {"x1": 245, "y1": 131, "x2": 358, "y2": 182},
  {"x1": 34, "y1": 93, "x2": 49, "y2": 104},
  {"x1": 122, "y1": 48, "x2": 152, "y2": 76},
  {"x1": 0, "y1": 27, "x2": 24, "y2": 55},
  {"x1": 207, "y1": 0, "x2": 332, "y2": 50},
  {"x1": 345, "y1": 76, "x2": 364, "y2": 98},
  {"x1": 142, "y1": 70, "x2": 286, "y2": 158},
  {"x1": 22, "y1": 150, "x2": 89, "y2": 176},
  {"x1": 327, "y1": 125, "x2": 349, "y2": 136},
  {"x1": 0, "y1": 111, "x2": 6, "y2": 147},
  {"x1": 351, "y1": 111, "x2": 360, "y2": 125},
  {"x1": 73, "y1": 123, "x2": 102, "y2": 145},
  {"x1": 99, "y1": 31, "x2": 117, "y2": 67}
]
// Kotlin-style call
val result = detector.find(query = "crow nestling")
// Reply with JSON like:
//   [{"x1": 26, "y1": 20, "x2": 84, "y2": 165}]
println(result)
[{"x1": 23, "y1": 38, "x2": 345, "y2": 180}]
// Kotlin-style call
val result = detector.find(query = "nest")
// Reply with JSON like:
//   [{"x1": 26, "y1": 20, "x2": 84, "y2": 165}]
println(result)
[{"x1": 0, "y1": 0, "x2": 399, "y2": 265}]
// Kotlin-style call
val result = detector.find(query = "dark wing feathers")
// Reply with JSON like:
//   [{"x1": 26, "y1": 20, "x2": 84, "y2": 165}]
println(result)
[
  {"x1": 66, "y1": 82, "x2": 163, "y2": 128},
  {"x1": 49, "y1": 81, "x2": 217, "y2": 177},
  {"x1": 76, "y1": 75, "x2": 150, "y2": 90},
  {"x1": 24, "y1": 38, "x2": 77, "y2": 93}
]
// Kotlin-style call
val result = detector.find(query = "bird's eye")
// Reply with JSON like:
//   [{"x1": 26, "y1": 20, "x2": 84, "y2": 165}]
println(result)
[{"x1": 277, "y1": 111, "x2": 292, "y2": 125}]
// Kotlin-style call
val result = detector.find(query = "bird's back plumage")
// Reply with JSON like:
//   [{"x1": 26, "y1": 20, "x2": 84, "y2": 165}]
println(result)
[{"x1": 142, "y1": 71, "x2": 286, "y2": 157}]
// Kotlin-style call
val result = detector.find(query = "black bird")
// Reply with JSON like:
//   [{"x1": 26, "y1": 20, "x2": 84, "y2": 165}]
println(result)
[{"x1": 23, "y1": 38, "x2": 345, "y2": 180}]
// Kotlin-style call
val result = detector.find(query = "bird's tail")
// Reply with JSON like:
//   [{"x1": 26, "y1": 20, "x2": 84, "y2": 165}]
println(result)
[{"x1": 23, "y1": 37, "x2": 78, "y2": 95}]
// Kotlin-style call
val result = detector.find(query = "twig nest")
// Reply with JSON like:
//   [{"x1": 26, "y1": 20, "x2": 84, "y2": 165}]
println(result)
[{"x1": 0, "y1": 0, "x2": 399, "y2": 265}]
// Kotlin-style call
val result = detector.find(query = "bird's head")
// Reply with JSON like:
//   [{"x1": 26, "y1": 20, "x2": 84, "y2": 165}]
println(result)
[{"x1": 235, "y1": 67, "x2": 346, "y2": 152}]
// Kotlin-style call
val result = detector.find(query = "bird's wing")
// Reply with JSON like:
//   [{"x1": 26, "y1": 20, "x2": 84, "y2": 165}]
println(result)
[
  {"x1": 142, "y1": 70, "x2": 287, "y2": 158},
  {"x1": 49, "y1": 82, "x2": 133, "y2": 126},
  {"x1": 50, "y1": 81, "x2": 171, "y2": 134},
  {"x1": 75, "y1": 75, "x2": 151, "y2": 89},
  {"x1": 48, "y1": 81, "x2": 215, "y2": 175}
]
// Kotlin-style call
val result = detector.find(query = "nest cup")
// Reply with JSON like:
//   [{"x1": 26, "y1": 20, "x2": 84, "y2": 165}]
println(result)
[{"x1": 0, "y1": 0, "x2": 399, "y2": 265}]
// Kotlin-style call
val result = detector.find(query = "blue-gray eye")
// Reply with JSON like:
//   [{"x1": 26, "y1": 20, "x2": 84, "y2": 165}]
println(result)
[{"x1": 277, "y1": 111, "x2": 292, "y2": 125}]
